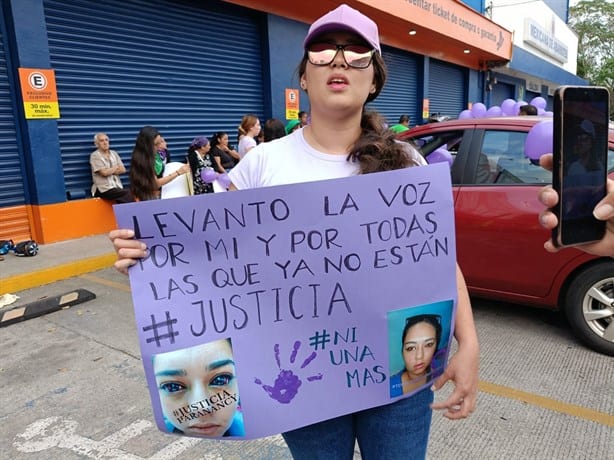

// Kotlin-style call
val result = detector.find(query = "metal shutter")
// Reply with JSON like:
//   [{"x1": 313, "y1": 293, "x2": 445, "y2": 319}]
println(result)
[
  {"x1": 526, "y1": 90, "x2": 541, "y2": 102},
  {"x1": 428, "y1": 59, "x2": 466, "y2": 119},
  {"x1": 369, "y1": 46, "x2": 419, "y2": 128},
  {"x1": 0, "y1": 6, "x2": 32, "y2": 241},
  {"x1": 492, "y1": 82, "x2": 515, "y2": 106},
  {"x1": 0, "y1": 11, "x2": 25, "y2": 207},
  {"x1": 44, "y1": 0, "x2": 265, "y2": 197}
]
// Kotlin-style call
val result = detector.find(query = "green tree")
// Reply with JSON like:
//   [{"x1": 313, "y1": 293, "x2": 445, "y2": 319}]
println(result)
[{"x1": 569, "y1": 0, "x2": 614, "y2": 117}]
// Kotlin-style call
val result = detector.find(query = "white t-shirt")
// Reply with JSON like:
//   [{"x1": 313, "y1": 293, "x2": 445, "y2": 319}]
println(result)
[
  {"x1": 238, "y1": 135, "x2": 257, "y2": 159},
  {"x1": 229, "y1": 128, "x2": 425, "y2": 190}
]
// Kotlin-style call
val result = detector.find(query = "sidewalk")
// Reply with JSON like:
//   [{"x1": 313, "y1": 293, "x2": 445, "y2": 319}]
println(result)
[{"x1": 0, "y1": 233, "x2": 116, "y2": 294}]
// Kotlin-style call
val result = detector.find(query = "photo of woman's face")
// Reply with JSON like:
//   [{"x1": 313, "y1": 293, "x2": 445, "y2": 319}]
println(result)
[
  {"x1": 402, "y1": 322, "x2": 437, "y2": 379},
  {"x1": 154, "y1": 339, "x2": 239, "y2": 437}
]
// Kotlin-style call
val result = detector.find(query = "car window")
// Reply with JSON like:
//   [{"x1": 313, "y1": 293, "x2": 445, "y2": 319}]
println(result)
[
  {"x1": 608, "y1": 147, "x2": 614, "y2": 172},
  {"x1": 478, "y1": 130, "x2": 551, "y2": 185},
  {"x1": 405, "y1": 130, "x2": 464, "y2": 165}
]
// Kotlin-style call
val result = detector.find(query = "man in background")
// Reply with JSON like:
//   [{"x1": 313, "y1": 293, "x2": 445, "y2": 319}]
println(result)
[
  {"x1": 518, "y1": 104, "x2": 538, "y2": 116},
  {"x1": 90, "y1": 133, "x2": 133, "y2": 203},
  {"x1": 390, "y1": 114, "x2": 410, "y2": 133}
]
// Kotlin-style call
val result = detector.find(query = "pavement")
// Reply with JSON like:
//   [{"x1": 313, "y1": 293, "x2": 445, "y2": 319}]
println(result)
[
  {"x1": 1, "y1": 234, "x2": 613, "y2": 460},
  {"x1": 0, "y1": 234, "x2": 116, "y2": 294}
]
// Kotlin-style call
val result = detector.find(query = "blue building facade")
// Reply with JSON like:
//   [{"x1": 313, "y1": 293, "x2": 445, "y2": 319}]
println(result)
[{"x1": 0, "y1": 0, "x2": 580, "y2": 243}]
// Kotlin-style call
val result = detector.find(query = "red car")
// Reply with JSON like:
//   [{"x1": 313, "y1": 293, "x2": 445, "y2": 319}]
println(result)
[{"x1": 398, "y1": 116, "x2": 614, "y2": 356}]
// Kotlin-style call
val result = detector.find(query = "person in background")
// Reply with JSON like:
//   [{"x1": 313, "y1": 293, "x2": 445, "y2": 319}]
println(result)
[
  {"x1": 210, "y1": 131, "x2": 240, "y2": 173},
  {"x1": 284, "y1": 119, "x2": 301, "y2": 135},
  {"x1": 389, "y1": 114, "x2": 410, "y2": 133},
  {"x1": 186, "y1": 136, "x2": 215, "y2": 195},
  {"x1": 298, "y1": 110, "x2": 309, "y2": 127},
  {"x1": 538, "y1": 153, "x2": 614, "y2": 256},
  {"x1": 518, "y1": 104, "x2": 538, "y2": 116},
  {"x1": 129, "y1": 126, "x2": 190, "y2": 201},
  {"x1": 153, "y1": 132, "x2": 171, "y2": 177},
  {"x1": 263, "y1": 118, "x2": 286, "y2": 142},
  {"x1": 567, "y1": 120, "x2": 603, "y2": 174},
  {"x1": 111, "y1": 4, "x2": 479, "y2": 458},
  {"x1": 89, "y1": 133, "x2": 133, "y2": 203},
  {"x1": 237, "y1": 114, "x2": 261, "y2": 158},
  {"x1": 255, "y1": 127, "x2": 265, "y2": 145}
]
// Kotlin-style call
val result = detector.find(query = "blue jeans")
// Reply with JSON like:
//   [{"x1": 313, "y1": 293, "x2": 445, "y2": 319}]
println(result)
[{"x1": 282, "y1": 388, "x2": 433, "y2": 460}]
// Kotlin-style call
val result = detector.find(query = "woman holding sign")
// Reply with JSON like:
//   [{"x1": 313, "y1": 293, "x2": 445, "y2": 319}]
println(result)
[{"x1": 111, "y1": 4, "x2": 479, "y2": 458}]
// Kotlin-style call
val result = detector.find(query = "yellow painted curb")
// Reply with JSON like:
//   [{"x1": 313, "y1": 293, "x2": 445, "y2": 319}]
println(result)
[{"x1": 0, "y1": 253, "x2": 117, "y2": 293}]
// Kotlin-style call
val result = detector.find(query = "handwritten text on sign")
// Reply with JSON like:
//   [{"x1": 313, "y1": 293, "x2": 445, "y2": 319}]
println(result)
[{"x1": 114, "y1": 164, "x2": 458, "y2": 439}]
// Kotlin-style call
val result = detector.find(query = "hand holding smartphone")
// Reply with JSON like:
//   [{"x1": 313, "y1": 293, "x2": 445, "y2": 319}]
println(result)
[{"x1": 552, "y1": 86, "x2": 610, "y2": 247}]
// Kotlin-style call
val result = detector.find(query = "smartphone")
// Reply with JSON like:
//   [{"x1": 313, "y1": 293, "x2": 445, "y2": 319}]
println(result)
[{"x1": 552, "y1": 86, "x2": 609, "y2": 247}]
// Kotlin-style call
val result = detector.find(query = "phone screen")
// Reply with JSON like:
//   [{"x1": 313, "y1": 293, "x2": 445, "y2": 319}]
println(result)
[{"x1": 554, "y1": 86, "x2": 609, "y2": 246}]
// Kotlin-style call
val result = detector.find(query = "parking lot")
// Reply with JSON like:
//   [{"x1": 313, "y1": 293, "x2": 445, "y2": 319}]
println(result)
[{"x1": 1, "y1": 245, "x2": 612, "y2": 460}]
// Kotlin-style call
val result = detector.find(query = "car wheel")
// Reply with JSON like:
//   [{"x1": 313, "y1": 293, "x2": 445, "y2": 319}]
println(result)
[{"x1": 564, "y1": 263, "x2": 614, "y2": 356}]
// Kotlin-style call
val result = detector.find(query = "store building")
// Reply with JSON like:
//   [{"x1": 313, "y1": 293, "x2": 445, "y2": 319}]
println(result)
[
  {"x1": 0, "y1": 0, "x2": 543, "y2": 244},
  {"x1": 485, "y1": 0, "x2": 586, "y2": 108}
]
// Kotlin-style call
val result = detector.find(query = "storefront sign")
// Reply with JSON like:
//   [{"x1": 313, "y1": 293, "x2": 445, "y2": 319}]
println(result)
[
  {"x1": 398, "y1": 0, "x2": 510, "y2": 55},
  {"x1": 524, "y1": 18, "x2": 568, "y2": 64}
]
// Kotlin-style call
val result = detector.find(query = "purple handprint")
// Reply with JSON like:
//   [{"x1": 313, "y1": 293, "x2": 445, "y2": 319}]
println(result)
[{"x1": 255, "y1": 341, "x2": 322, "y2": 404}]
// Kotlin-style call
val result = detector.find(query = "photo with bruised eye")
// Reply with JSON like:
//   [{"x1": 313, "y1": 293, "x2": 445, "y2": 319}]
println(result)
[
  {"x1": 152, "y1": 338, "x2": 245, "y2": 437},
  {"x1": 387, "y1": 301, "x2": 453, "y2": 398}
]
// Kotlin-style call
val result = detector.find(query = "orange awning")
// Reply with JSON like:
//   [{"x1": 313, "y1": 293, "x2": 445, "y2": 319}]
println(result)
[{"x1": 225, "y1": 0, "x2": 512, "y2": 69}]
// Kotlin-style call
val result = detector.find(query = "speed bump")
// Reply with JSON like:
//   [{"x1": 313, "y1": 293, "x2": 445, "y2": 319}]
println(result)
[{"x1": 0, "y1": 289, "x2": 96, "y2": 327}]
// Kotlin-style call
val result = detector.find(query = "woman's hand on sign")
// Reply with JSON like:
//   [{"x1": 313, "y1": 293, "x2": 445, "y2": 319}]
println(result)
[
  {"x1": 109, "y1": 228, "x2": 147, "y2": 275},
  {"x1": 430, "y1": 264, "x2": 479, "y2": 419},
  {"x1": 430, "y1": 340, "x2": 479, "y2": 419}
]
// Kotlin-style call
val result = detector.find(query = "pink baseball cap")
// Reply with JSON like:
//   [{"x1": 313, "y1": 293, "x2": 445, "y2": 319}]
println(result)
[{"x1": 303, "y1": 4, "x2": 381, "y2": 53}]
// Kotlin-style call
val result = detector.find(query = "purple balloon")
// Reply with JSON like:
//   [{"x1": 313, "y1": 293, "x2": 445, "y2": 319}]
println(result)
[
  {"x1": 486, "y1": 106, "x2": 502, "y2": 117},
  {"x1": 217, "y1": 173, "x2": 231, "y2": 188},
  {"x1": 530, "y1": 96, "x2": 547, "y2": 110},
  {"x1": 427, "y1": 147, "x2": 453, "y2": 166},
  {"x1": 543, "y1": 110, "x2": 553, "y2": 117},
  {"x1": 501, "y1": 99, "x2": 517, "y2": 116},
  {"x1": 200, "y1": 168, "x2": 218, "y2": 183},
  {"x1": 524, "y1": 120, "x2": 553, "y2": 161},
  {"x1": 471, "y1": 103, "x2": 487, "y2": 118},
  {"x1": 458, "y1": 109, "x2": 473, "y2": 119}
]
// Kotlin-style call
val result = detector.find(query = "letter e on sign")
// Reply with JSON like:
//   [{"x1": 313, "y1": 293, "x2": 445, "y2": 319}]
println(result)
[
  {"x1": 285, "y1": 88, "x2": 300, "y2": 120},
  {"x1": 29, "y1": 72, "x2": 48, "y2": 90}
]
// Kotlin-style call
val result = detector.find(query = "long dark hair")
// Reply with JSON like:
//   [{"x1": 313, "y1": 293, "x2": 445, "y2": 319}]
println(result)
[
  {"x1": 130, "y1": 125, "x2": 160, "y2": 201},
  {"x1": 298, "y1": 52, "x2": 419, "y2": 174}
]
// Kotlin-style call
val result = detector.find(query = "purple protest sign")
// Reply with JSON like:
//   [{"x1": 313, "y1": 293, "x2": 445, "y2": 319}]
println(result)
[{"x1": 114, "y1": 163, "x2": 458, "y2": 439}]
